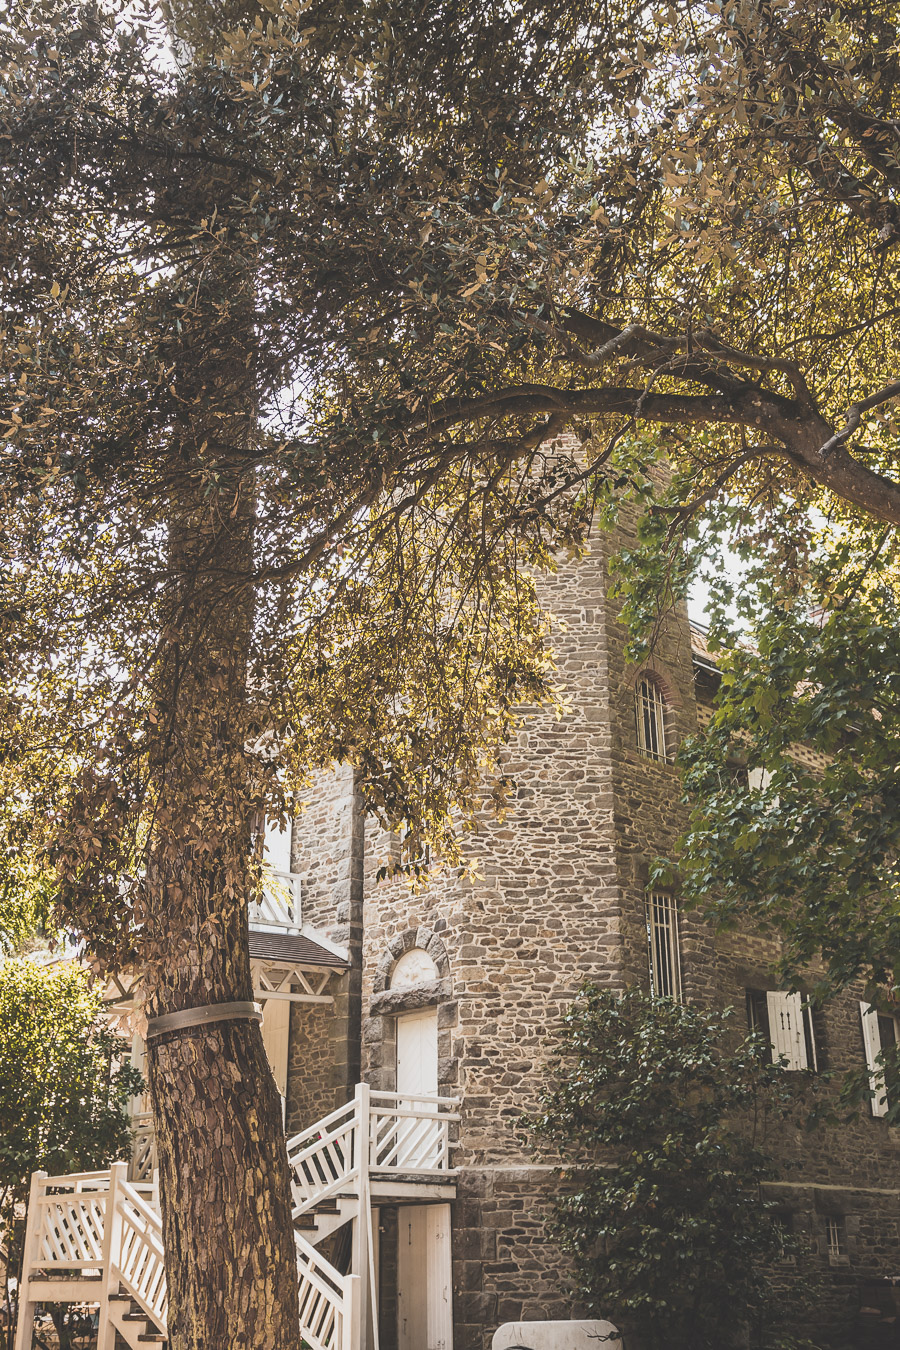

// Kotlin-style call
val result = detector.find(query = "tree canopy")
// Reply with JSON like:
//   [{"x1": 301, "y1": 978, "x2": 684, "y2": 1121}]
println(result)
[{"x1": 2, "y1": 0, "x2": 899, "y2": 951}]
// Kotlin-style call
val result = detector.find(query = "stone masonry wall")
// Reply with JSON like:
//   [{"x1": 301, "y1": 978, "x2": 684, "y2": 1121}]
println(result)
[
  {"x1": 287, "y1": 502, "x2": 900, "y2": 1348},
  {"x1": 288, "y1": 764, "x2": 366, "y2": 1118},
  {"x1": 358, "y1": 506, "x2": 900, "y2": 1350},
  {"x1": 361, "y1": 529, "x2": 631, "y2": 1349}
]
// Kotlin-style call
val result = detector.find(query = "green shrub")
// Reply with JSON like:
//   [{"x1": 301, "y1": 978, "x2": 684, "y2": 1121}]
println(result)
[{"x1": 527, "y1": 986, "x2": 815, "y2": 1350}]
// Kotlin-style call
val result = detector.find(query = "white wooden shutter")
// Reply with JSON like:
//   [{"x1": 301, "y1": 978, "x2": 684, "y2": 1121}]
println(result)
[
  {"x1": 860, "y1": 1001, "x2": 888, "y2": 1118},
  {"x1": 767, "y1": 992, "x2": 807, "y2": 1070}
]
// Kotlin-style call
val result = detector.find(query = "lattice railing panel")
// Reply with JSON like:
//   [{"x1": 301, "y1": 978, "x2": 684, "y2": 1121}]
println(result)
[
  {"x1": 249, "y1": 869, "x2": 302, "y2": 930},
  {"x1": 287, "y1": 1101, "x2": 358, "y2": 1214},
  {"x1": 369, "y1": 1092, "x2": 459, "y2": 1175},
  {"x1": 295, "y1": 1233, "x2": 349, "y2": 1350},
  {"x1": 36, "y1": 1193, "x2": 107, "y2": 1267}
]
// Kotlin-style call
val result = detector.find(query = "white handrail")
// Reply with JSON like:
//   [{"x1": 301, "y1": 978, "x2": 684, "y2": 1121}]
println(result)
[
  {"x1": 295, "y1": 1231, "x2": 358, "y2": 1350},
  {"x1": 111, "y1": 1176, "x2": 168, "y2": 1333},
  {"x1": 369, "y1": 1089, "x2": 461, "y2": 1106},
  {"x1": 286, "y1": 1097, "x2": 357, "y2": 1154}
]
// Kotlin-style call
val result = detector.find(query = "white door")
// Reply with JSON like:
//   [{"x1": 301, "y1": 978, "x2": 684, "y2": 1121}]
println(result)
[
  {"x1": 396, "y1": 1008, "x2": 439, "y2": 1167},
  {"x1": 397, "y1": 1008, "x2": 438, "y2": 1097},
  {"x1": 261, "y1": 997, "x2": 291, "y2": 1107},
  {"x1": 398, "y1": 1203, "x2": 453, "y2": 1350}
]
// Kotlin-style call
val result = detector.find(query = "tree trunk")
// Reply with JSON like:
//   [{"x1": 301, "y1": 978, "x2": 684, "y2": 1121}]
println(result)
[
  {"x1": 149, "y1": 946, "x2": 300, "y2": 1350},
  {"x1": 140, "y1": 272, "x2": 302, "y2": 1347}
]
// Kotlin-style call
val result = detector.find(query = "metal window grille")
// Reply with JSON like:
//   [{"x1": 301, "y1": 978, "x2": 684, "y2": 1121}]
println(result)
[
  {"x1": 646, "y1": 892, "x2": 682, "y2": 1000},
  {"x1": 825, "y1": 1216, "x2": 847, "y2": 1260},
  {"x1": 635, "y1": 678, "x2": 668, "y2": 761}
]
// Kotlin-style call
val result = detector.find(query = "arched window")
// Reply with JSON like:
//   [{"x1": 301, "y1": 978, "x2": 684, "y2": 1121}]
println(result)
[
  {"x1": 635, "y1": 675, "x2": 669, "y2": 762},
  {"x1": 389, "y1": 948, "x2": 440, "y2": 990}
]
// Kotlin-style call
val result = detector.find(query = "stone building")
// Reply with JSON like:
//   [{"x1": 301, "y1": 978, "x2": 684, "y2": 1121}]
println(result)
[
  {"x1": 79, "y1": 516, "x2": 900, "y2": 1350},
  {"x1": 266, "y1": 517, "x2": 900, "y2": 1350}
]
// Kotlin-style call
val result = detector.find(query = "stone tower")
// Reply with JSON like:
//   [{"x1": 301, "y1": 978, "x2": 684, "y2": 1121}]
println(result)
[{"x1": 289, "y1": 513, "x2": 900, "y2": 1350}]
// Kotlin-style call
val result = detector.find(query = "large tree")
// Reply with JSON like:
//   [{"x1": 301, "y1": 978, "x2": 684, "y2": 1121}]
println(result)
[{"x1": 1, "y1": 0, "x2": 899, "y2": 1345}]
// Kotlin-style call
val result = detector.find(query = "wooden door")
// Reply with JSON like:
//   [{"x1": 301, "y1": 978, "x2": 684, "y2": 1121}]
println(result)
[
  {"x1": 396, "y1": 1008, "x2": 438, "y2": 1097},
  {"x1": 396, "y1": 1008, "x2": 439, "y2": 1166},
  {"x1": 261, "y1": 996, "x2": 291, "y2": 1103},
  {"x1": 397, "y1": 1203, "x2": 452, "y2": 1350}
]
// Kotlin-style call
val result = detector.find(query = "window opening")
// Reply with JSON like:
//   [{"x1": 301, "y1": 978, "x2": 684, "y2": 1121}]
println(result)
[
  {"x1": 635, "y1": 677, "x2": 668, "y2": 762},
  {"x1": 825, "y1": 1216, "x2": 847, "y2": 1261},
  {"x1": 746, "y1": 988, "x2": 770, "y2": 1044},
  {"x1": 646, "y1": 892, "x2": 682, "y2": 1000}
]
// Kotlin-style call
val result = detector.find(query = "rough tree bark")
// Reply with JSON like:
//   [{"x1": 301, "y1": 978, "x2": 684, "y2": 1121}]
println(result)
[{"x1": 141, "y1": 271, "x2": 302, "y2": 1348}]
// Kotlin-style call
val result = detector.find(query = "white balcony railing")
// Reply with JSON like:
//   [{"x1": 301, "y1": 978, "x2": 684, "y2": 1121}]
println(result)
[
  {"x1": 287, "y1": 1084, "x2": 460, "y2": 1217},
  {"x1": 249, "y1": 867, "x2": 302, "y2": 932}
]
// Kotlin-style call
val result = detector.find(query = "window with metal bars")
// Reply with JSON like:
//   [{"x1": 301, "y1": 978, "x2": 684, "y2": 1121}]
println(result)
[
  {"x1": 635, "y1": 677, "x2": 669, "y2": 761},
  {"x1": 825, "y1": 1215, "x2": 848, "y2": 1262},
  {"x1": 646, "y1": 892, "x2": 682, "y2": 1000}
]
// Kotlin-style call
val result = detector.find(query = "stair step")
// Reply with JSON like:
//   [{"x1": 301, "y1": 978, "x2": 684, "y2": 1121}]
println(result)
[{"x1": 30, "y1": 1271, "x2": 102, "y2": 1282}]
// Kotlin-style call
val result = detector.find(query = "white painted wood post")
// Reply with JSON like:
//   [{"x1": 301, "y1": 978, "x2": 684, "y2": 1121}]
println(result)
[
  {"x1": 13, "y1": 1170, "x2": 46, "y2": 1350},
  {"x1": 352, "y1": 1083, "x2": 371, "y2": 1350},
  {"x1": 96, "y1": 1162, "x2": 126, "y2": 1350},
  {"x1": 343, "y1": 1273, "x2": 362, "y2": 1350}
]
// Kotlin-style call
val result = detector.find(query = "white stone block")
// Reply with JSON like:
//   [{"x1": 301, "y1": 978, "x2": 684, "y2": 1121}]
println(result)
[{"x1": 492, "y1": 1319, "x2": 622, "y2": 1350}]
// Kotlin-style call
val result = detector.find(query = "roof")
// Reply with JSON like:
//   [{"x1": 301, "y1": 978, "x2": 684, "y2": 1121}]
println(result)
[{"x1": 248, "y1": 930, "x2": 349, "y2": 970}]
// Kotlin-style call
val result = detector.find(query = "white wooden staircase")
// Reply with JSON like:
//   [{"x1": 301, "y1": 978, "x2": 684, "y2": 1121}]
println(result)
[{"x1": 15, "y1": 1084, "x2": 458, "y2": 1350}]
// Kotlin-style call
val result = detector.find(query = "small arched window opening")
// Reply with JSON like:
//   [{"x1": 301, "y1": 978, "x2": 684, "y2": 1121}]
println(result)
[
  {"x1": 389, "y1": 948, "x2": 439, "y2": 990},
  {"x1": 635, "y1": 676, "x2": 669, "y2": 762}
]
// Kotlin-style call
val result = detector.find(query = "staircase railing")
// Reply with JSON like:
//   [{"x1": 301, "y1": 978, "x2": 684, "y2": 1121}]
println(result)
[
  {"x1": 287, "y1": 1097, "x2": 360, "y2": 1215},
  {"x1": 369, "y1": 1090, "x2": 460, "y2": 1174},
  {"x1": 110, "y1": 1171, "x2": 168, "y2": 1334},
  {"x1": 13, "y1": 1163, "x2": 164, "y2": 1350},
  {"x1": 18, "y1": 1084, "x2": 459, "y2": 1350},
  {"x1": 15, "y1": 1162, "x2": 355, "y2": 1350},
  {"x1": 295, "y1": 1232, "x2": 360, "y2": 1350},
  {"x1": 286, "y1": 1085, "x2": 459, "y2": 1217}
]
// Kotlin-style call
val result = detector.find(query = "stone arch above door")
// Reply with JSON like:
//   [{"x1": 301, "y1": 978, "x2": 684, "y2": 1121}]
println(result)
[{"x1": 373, "y1": 926, "x2": 450, "y2": 997}]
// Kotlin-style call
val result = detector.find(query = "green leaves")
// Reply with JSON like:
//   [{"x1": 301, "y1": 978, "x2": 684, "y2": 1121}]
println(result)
[
  {"x1": 526, "y1": 987, "x2": 811, "y2": 1350},
  {"x1": 676, "y1": 572, "x2": 900, "y2": 1000}
]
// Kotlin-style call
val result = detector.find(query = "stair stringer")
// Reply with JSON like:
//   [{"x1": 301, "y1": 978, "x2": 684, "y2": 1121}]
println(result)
[
  {"x1": 304, "y1": 1195, "x2": 360, "y2": 1245},
  {"x1": 107, "y1": 1293, "x2": 166, "y2": 1348}
]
